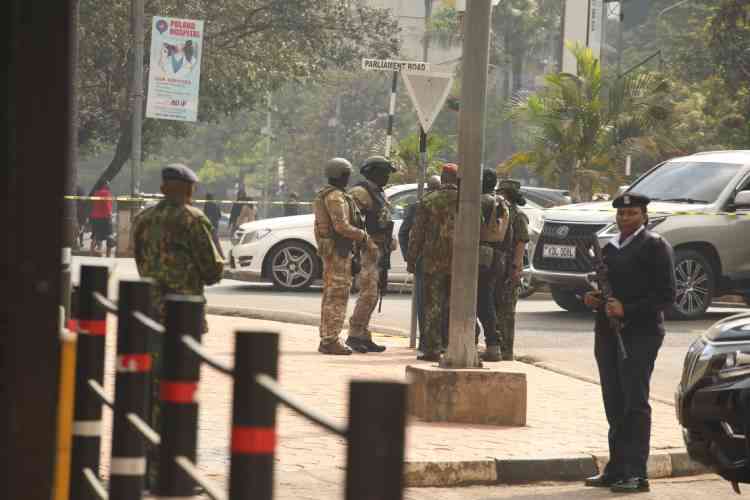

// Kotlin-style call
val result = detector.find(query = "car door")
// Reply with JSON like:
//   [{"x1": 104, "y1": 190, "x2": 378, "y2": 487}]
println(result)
[
  {"x1": 387, "y1": 189, "x2": 419, "y2": 281},
  {"x1": 724, "y1": 173, "x2": 750, "y2": 292}
]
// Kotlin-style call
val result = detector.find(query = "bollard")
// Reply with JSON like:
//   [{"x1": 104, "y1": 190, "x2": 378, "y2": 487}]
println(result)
[
  {"x1": 345, "y1": 381, "x2": 407, "y2": 500},
  {"x1": 156, "y1": 295, "x2": 203, "y2": 497},
  {"x1": 108, "y1": 280, "x2": 153, "y2": 500},
  {"x1": 70, "y1": 265, "x2": 109, "y2": 500},
  {"x1": 229, "y1": 330, "x2": 279, "y2": 500}
]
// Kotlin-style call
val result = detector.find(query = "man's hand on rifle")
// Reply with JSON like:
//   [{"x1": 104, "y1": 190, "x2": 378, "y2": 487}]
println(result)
[
  {"x1": 584, "y1": 290, "x2": 604, "y2": 309},
  {"x1": 605, "y1": 297, "x2": 625, "y2": 319}
]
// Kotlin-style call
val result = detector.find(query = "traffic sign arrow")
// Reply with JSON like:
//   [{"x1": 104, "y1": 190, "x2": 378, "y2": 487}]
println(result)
[{"x1": 401, "y1": 72, "x2": 454, "y2": 133}]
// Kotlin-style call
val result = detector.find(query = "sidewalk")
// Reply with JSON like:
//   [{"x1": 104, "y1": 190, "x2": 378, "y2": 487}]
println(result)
[{"x1": 100, "y1": 314, "x2": 703, "y2": 491}]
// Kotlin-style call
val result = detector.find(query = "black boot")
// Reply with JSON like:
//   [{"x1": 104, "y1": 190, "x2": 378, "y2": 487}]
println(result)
[
  {"x1": 345, "y1": 337, "x2": 368, "y2": 353},
  {"x1": 610, "y1": 477, "x2": 650, "y2": 493},
  {"x1": 362, "y1": 339, "x2": 386, "y2": 352},
  {"x1": 584, "y1": 473, "x2": 621, "y2": 488}
]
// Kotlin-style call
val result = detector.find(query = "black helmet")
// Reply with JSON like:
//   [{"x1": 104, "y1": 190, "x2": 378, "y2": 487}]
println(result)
[
  {"x1": 482, "y1": 169, "x2": 498, "y2": 193},
  {"x1": 360, "y1": 155, "x2": 397, "y2": 176},
  {"x1": 324, "y1": 157, "x2": 353, "y2": 178}
]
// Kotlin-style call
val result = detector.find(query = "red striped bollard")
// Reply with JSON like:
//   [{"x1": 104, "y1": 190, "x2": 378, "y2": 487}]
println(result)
[
  {"x1": 156, "y1": 295, "x2": 203, "y2": 497},
  {"x1": 345, "y1": 381, "x2": 407, "y2": 500},
  {"x1": 69, "y1": 265, "x2": 109, "y2": 500},
  {"x1": 108, "y1": 279, "x2": 153, "y2": 500},
  {"x1": 229, "y1": 330, "x2": 279, "y2": 500}
]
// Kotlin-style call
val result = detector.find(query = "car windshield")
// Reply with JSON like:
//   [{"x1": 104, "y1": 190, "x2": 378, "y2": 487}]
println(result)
[{"x1": 629, "y1": 161, "x2": 743, "y2": 204}]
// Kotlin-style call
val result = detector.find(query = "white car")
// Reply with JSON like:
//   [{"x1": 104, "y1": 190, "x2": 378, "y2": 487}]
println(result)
[{"x1": 227, "y1": 184, "x2": 544, "y2": 291}]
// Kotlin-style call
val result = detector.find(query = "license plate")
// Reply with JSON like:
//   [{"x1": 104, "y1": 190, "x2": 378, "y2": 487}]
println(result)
[{"x1": 543, "y1": 244, "x2": 576, "y2": 259}]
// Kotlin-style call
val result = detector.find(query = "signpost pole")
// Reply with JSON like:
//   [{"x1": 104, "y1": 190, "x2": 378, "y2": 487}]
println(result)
[
  {"x1": 131, "y1": 0, "x2": 144, "y2": 196},
  {"x1": 408, "y1": 127, "x2": 428, "y2": 348},
  {"x1": 385, "y1": 71, "x2": 398, "y2": 157}
]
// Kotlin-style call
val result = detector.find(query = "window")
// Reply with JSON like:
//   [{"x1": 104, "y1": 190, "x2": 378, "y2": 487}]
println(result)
[{"x1": 629, "y1": 161, "x2": 743, "y2": 204}]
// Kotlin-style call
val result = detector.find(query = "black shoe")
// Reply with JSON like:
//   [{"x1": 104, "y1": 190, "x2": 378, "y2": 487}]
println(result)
[
  {"x1": 584, "y1": 473, "x2": 621, "y2": 488},
  {"x1": 610, "y1": 477, "x2": 650, "y2": 493},
  {"x1": 345, "y1": 337, "x2": 368, "y2": 354},
  {"x1": 362, "y1": 339, "x2": 386, "y2": 352},
  {"x1": 417, "y1": 352, "x2": 441, "y2": 361}
]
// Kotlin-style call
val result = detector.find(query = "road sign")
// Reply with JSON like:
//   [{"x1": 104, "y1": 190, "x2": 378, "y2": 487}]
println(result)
[
  {"x1": 361, "y1": 58, "x2": 431, "y2": 73},
  {"x1": 401, "y1": 72, "x2": 454, "y2": 133}
]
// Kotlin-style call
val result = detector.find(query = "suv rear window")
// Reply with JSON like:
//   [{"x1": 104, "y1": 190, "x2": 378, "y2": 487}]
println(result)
[{"x1": 630, "y1": 161, "x2": 742, "y2": 203}]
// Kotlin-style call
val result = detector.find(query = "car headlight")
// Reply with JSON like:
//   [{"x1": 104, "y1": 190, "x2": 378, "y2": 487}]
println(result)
[
  {"x1": 240, "y1": 229, "x2": 272, "y2": 245},
  {"x1": 597, "y1": 216, "x2": 667, "y2": 237}
]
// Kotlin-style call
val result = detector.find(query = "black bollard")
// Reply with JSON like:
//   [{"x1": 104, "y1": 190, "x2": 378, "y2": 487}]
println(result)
[
  {"x1": 156, "y1": 295, "x2": 203, "y2": 497},
  {"x1": 345, "y1": 381, "x2": 407, "y2": 500},
  {"x1": 70, "y1": 265, "x2": 109, "y2": 500},
  {"x1": 229, "y1": 330, "x2": 279, "y2": 500},
  {"x1": 108, "y1": 279, "x2": 153, "y2": 500}
]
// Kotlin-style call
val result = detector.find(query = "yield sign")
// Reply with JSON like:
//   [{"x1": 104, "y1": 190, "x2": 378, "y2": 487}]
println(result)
[{"x1": 401, "y1": 72, "x2": 454, "y2": 133}]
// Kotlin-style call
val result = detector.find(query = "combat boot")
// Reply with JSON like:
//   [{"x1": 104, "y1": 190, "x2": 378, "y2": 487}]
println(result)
[
  {"x1": 362, "y1": 338, "x2": 386, "y2": 352},
  {"x1": 318, "y1": 340, "x2": 352, "y2": 355},
  {"x1": 345, "y1": 337, "x2": 369, "y2": 353},
  {"x1": 481, "y1": 345, "x2": 502, "y2": 362}
]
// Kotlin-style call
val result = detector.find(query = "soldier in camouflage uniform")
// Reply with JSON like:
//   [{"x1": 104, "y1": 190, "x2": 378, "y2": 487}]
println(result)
[
  {"x1": 494, "y1": 179, "x2": 530, "y2": 361},
  {"x1": 313, "y1": 158, "x2": 369, "y2": 355},
  {"x1": 132, "y1": 163, "x2": 224, "y2": 485},
  {"x1": 406, "y1": 164, "x2": 459, "y2": 361},
  {"x1": 346, "y1": 156, "x2": 397, "y2": 354}
]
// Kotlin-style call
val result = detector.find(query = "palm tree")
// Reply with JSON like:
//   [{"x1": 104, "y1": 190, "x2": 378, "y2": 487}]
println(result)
[{"x1": 500, "y1": 43, "x2": 672, "y2": 200}]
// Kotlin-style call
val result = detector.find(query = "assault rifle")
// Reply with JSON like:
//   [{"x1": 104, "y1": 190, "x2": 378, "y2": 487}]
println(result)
[
  {"x1": 582, "y1": 235, "x2": 628, "y2": 361},
  {"x1": 377, "y1": 221, "x2": 394, "y2": 313}
]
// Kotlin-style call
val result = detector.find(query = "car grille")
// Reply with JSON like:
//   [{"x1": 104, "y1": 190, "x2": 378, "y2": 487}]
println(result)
[
  {"x1": 533, "y1": 222, "x2": 607, "y2": 273},
  {"x1": 680, "y1": 339, "x2": 705, "y2": 388}
]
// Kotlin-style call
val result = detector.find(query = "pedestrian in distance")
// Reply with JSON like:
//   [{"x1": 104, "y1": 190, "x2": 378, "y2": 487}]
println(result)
[
  {"x1": 75, "y1": 184, "x2": 89, "y2": 250},
  {"x1": 203, "y1": 192, "x2": 225, "y2": 259},
  {"x1": 346, "y1": 156, "x2": 398, "y2": 354},
  {"x1": 476, "y1": 169, "x2": 510, "y2": 362},
  {"x1": 398, "y1": 175, "x2": 441, "y2": 355},
  {"x1": 132, "y1": 163, "x2": 224, "y2": 484},
  {"x1": 284, "y1": 191, "x2": 301, "y2": 216},
  {"x1": 494, "y1": 179, "x2": 530, "y2": 361},
  {"x1": 406, "y1": 163, "x2": 459, "y2": 361},
  {"x1": 583, "y1": 192, "x2": 675, "y2": 493},
  {"x1": 234, "y1": 194, "x2": 256, "y2": 231},
  {"x1": 89, "y1": 181, "x2": 115, "y2": 257},
  {"x1": 313, "y1": 158, "x2": 369, "y2": 355}
]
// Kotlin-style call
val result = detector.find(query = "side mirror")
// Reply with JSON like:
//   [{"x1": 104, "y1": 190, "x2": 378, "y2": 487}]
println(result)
[{"x1": 734, "y1": 190, "x2": 750, "y2": 208}]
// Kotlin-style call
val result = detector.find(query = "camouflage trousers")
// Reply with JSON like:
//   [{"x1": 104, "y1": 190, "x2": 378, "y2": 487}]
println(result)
[
  {"x1": 320, "y1": 252, "x2": 352, "y2": 344},
  {"x1": 422, "y1": 272, "x2": 451, "y2": 354},
  {"x1": 348, "y1": 244, "x2": 381, "y2": 340},
  {"x1": 495, "y1": 277, "x2": 519, "y2": 361}
]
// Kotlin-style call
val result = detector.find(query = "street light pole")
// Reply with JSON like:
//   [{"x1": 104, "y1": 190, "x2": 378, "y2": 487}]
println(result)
[
  {"x1": 130, "y1": 0, "x2": 144, "y2": 195},
  {"x1": 656, "y1": 0, "x2": 690, "y2": 70},
  {"x1": 442, "y1": 0, "x2": 493, "y2": 369}
]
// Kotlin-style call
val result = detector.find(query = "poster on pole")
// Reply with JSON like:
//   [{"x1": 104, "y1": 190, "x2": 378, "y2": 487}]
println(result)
[{"x1": 146, "y1": 16, "x2": 204, "y2": 122}]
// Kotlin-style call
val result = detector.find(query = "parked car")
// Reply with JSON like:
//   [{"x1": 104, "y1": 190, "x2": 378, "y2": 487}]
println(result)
[
  {"x1": 530, "y1": 150, "x2": 750, "y2": 319},
  {"x1": 227, "y1": 183, "x2": 545, "y2": 291},
  {"x1": 676, "y1": 312, "x2": 750, "y2": 487}
]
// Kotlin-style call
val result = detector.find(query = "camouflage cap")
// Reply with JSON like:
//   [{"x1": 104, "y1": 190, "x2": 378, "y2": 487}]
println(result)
[
  {"x1": 360, "y1": 155, "x2": 397, "y2": 175},
  {"x1": 162, "y1": 163, "x2": 199, "y2": 183},
  {"x1": 324, "y1": 157, "x2": 353, "y2": 178}
]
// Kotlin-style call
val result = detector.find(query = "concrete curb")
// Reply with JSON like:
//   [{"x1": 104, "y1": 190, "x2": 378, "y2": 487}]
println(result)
[{"x1": 205, "y1": 305, "x2": 409, "y2": 338}]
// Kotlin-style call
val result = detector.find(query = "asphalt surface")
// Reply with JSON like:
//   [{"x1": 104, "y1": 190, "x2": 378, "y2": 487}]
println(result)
[{"x1": 72, "y1": 256, "x2": 749, "y2": 403}]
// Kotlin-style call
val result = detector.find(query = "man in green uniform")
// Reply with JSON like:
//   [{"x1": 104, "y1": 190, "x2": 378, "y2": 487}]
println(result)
[
  {"x1": 132, "y1": 163, "x2": 224, "y2": 484},
  {"x1": 313, "y1": 158, "x2": 369, "y2": 355},
  {"x1": 495, "y1": 179, "x2": 530, "y2": 361},
  {"x1": 406, "y1": 163, "x2": 459, "y2": 361}
]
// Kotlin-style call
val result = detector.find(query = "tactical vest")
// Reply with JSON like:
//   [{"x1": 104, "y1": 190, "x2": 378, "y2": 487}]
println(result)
[
  {"x1": 480, "y1": 193, "x2": 510, "y2": 243},
  {"x1": 354, "y1": 181, "x2": 392, "y2": 235},
  {"x1": 313, "y1": 186, "x2": 361, "y2": 239}
]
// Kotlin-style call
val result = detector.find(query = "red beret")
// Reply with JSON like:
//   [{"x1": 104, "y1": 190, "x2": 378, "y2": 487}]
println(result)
[{"x1": 442, "y1": 163, "x2": 458, "y2": 175}]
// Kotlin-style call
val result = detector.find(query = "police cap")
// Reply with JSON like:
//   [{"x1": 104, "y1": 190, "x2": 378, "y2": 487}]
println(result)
[
  {"x1": 360, "y1": 155, "x2": 397, "y2": 175},
  {"x1": 612, "y1": 192, "x2": 650, "y2": 209},
  {"x1": 324, "y1": 157, "x2": 353, "y2": 178},
  {"x1": 162, "y1": 163, "x2": 199, "y2": 183}
]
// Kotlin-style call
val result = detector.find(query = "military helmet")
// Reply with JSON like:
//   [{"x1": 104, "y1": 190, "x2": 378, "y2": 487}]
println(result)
[
  {"x1": 324, "y1": 157, "x2": 353, "y2": 178},
  {"x1": 498, "y1": 179, "x2": 521, "y2": 192},
  {"x1": 360, "y1": 155, "x2": 397, "y2": 175},
  {"x1": 482, "y1": 169, "x2": 498, "y2": 192}
]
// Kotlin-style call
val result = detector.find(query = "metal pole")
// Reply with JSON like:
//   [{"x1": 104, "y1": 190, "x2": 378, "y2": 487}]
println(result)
[
  {"x1": 384, "y1": 71, "x2": 398, "y2": 157},
  {"x1": 345, "y1": 381, "x2": 407, "y2": 500},
  {"x1": 263, "y1": 93, "x2": 272, "y2": 219},
  {"x1": 443, "y1": 0, "x2": 493, "y2": 369},
  {"x1": 409, "y1": 128, "x2": 428, "y2": 349},
  {"x1": 229, "y1": 330, "x2": 279, "y2": 500},
  {"x1": 109, "y1": 280, "x2": 153, "y2": 500},
  {"x1": 156, "y1": 295, "x2": 203, "y2": 497},
  {"x1": 334, "y1": 94, "x2": 342, "y2": 156},
  {"x1": 131, "y1": 0, "x2": 144, "y2": 195},
  {"x1": 70, "y1": 265, "x2": 109, "y2": 500}
]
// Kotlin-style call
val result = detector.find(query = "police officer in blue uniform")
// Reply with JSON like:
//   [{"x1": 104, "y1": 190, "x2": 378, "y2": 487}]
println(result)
[{"x1": 583, "y1": 192, "x2": 676, "y2": 493}]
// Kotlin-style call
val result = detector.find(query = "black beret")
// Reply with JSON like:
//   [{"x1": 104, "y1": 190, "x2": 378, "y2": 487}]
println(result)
[
  {"x1": 612, "y1": 192, "x2": 650, "y2": 208},
  {"x1": 162, "y1": 163, "x2": 199, "y2": 183}
]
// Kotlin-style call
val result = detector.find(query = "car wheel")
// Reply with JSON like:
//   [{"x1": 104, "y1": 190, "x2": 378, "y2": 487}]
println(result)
[
  {"x1": 550, "y1": 286, "x2": 589, "y2": 312},
  {"x1": 268, "y1": 241, "x2": 319, "y2": 291},
  {"x1": 668, "y1": 249, "x2": 715, "y2": 320}
]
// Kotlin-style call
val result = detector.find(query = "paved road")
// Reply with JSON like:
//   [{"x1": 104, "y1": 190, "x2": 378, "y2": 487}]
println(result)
[{"x1": 72, "y1": 256, "x2": 749, "y2": 402}]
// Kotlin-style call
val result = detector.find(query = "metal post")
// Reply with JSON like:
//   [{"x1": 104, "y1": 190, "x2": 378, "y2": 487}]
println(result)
[
  {"x1": 345, "y1": 381, "x2": 407, "y2": 500},
  {"x1": 109, "y1": 280, "x2": 153, "y2": 500},
  {"x1": 409, "y1": 128, "x2": 428, "y2": 349},
  {"x1": 263, "y1": 93, "x2": 272, "y2": 219},
  {"x1": 384, "y1": 71, "x2": 398, "y2": 157},
  {"x1": 156, "y1": 295, "x2": 203, "y2": 497},
  {"x1": 130, "y1": 0, "x2": 144, "y2": 195},
  {"x1": 70, "y1": 265, "x2": 109, "y2": 500},
  {"x1": 443, "y1": 0, "x2": 493, "y2": 369},
  {"x1": 229, "y1": 330, "x2": 279, "y2": 500}
]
